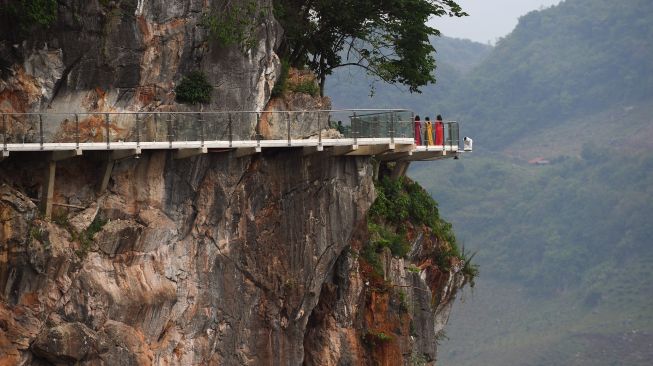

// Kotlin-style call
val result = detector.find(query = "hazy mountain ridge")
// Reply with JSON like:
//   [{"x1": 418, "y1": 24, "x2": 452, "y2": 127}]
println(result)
[
  {"x1": 445, "y1": 0, "x2": 653, "y2": 148},
  {"x1": 326, "y1": 36, "x2": 491, "y2": 112}
]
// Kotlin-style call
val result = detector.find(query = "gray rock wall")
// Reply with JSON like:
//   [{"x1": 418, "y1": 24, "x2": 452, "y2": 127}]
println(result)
[{"x1": 0, "y1": 151, "x2": 374, "y2": 365}]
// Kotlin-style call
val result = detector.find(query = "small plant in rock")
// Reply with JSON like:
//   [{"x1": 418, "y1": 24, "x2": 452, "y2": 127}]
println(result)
[
  {"x1": 406, "y1": 264, "x2": 421, "y2": 273},
  {"x1": 271, "y1": 59, "x2": 290, "y2": 97},
  {"x1": 363, "y1": 330, "x2": 394, "y2": 347},
  {"x1": 51, "y1": 209, "x2": 69, "y2": 227},
  {"x1": 74, "y1": 216, "x2": 108, "y2": 258},
  {"x1": 288, "y1": 79, "x2": 319, "y2": 96},
  {"x1": 175, "y1": 71, "x2": 212, "y2": 105}
]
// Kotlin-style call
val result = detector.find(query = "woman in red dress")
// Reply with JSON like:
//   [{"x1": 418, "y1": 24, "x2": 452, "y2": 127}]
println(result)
[
  {"x1": 435, "y1": 114, "x2": 444, "y2": 146},
  {"x1": 414, "y1": 115, "x2": 422, "y2": 145}
]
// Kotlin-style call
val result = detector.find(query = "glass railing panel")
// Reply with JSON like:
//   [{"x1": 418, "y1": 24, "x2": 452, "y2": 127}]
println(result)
[
  {"x1": 173, "y1": 113, "x2": 202, "y2": 142},
  {"x1": 203, "y1": 113, "x2": 231, "y2": 142}
]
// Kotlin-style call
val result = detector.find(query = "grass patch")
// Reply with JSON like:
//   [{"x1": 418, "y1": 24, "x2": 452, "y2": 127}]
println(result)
[
  {"x1": 364, "y1": 330, "x2": 394, "y2": 347},
  {"x1": 74, "y1": 216, "x2": 107, "y2": 258},
  {"x1": 271, "y1": 59, "x2": 290, "y2": 97},
  {"x1": 288, "y1": 79, "x2": 319, "y2": 96}
]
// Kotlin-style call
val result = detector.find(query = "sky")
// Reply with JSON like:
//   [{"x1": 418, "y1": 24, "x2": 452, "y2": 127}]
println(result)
[{"x1": 430, "y1": 0, "x2": 563, "y2": 44}]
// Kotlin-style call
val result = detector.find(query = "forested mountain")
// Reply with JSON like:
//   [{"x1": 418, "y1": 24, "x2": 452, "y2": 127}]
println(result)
[
  {"x1": 439, "y1": 0, "x2": 653, "y2": 149},
  {"x1": 326, "y1": 0, "x2": 653, "y2": 364}
]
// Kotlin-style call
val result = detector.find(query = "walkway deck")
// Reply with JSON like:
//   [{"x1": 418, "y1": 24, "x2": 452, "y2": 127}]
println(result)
[
  {"x1": 0, "y1": 109, "x2": 462, "y2": 162},
  {"x1": 0, "y1": 109, "x2": 467, "y2": 218}
]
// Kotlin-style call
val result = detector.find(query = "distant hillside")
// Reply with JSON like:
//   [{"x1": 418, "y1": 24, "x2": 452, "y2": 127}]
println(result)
[
  {"x1": 326, "y1": 36, "x2": 491, "y2": 113},
  {"x1": 432, "y1": 37, "x2": 492, "y2": 75},
  {"x1": 446, "y1": 0, "x2": 653, "y2": 148}
]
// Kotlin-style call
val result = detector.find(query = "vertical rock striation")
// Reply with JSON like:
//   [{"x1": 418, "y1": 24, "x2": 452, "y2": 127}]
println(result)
[{"x1": 0, "y1": 151, "x2": 374, "y2": 364}]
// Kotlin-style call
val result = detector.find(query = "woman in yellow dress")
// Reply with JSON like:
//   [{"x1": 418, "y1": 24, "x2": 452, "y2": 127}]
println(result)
[{"x1": 425, "y1": 116, "x2": 435, "y2": 146}]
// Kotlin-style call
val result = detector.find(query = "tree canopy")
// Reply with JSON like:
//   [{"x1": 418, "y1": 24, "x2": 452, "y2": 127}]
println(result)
[{"x1": 274, "y1": 0, "x2": 466, "y2": 95}]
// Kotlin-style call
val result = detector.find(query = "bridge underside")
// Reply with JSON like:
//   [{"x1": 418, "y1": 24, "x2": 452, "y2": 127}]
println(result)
[
  {"x1": 0, "y1": 138, "x2": 458, "y2": 219},
  {"x1": 1, "y1": 137, "x2": 457, "y2": 162}
]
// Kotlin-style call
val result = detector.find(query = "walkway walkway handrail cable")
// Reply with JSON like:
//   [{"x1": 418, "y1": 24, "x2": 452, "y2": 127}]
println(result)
[{"x1": 0, "y1": 109, "x2": 461, "y2": 158}]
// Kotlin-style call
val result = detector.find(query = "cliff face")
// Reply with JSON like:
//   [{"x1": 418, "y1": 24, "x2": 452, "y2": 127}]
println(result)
[
  {"x1": 0, "y1": 0, "x2": 280, "y2": 114},
  {"x1": 0, "y1": 153, "x2": 467, "y2": 366},
  {"x1": 0, "y1": 1, "x2": 469, "y2": 365},
  {"x1": 1, "y1": 151, "x2": 376, "y2": 365}
]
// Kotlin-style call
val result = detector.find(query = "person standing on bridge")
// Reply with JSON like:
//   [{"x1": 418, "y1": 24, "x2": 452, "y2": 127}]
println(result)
[
  {"x1": 425, "y1": 117, "x2": 434, "y2": 146},
  {"x1": 414, "y1": 115, "x2": 422, "y2": 145},
  {"x1": 435, "y1": 114, "x2": 444, "y2": 146}
]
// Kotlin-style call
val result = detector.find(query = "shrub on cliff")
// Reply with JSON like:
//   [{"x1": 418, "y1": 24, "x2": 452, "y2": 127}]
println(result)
[
  {"x1": 0, "y1": 0, "x2": 58, "y2": 36},
  {"x1": 175, "y1": 71, "x2": 212, "y2": 105},
  {"x1": 365, "y1": 175, "x2": 478, "y2": 283}
]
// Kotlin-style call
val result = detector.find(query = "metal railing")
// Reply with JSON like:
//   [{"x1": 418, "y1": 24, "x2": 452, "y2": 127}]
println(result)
[
  {"x1": 0, "y1": 110, "x2": 463, "y2": 156},
  {"x1": 0, "y1": 109, "x2": 419, "y2": 151},
  {"x1": 414, "y1": 120, "x2": 460, "y2": 151}
]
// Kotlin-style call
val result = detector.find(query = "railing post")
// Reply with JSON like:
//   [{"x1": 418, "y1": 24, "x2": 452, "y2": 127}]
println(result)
[
  {"x1": 75, "y1": 114, "x2": 80, "y2": 150},
  {"x1": 135, "y1": 113, "x2": 141, "y2": 149},
  {"x1": 228, "y1": 113, "x2": 233, "y2": 148},
  {"x1": 286, "y1": 112, "x2": 291, "y2": 147},
  {"x1": 104, "y1": 113, "x2": 110, "y2": 150},
  {"x1": 352, "y1": 112, "x2": 358, "y2": 146},
  {"x1": 411, "y1": 111, "x2": 415, "y2": 142},
  {"x1": 39, "y1": 114, "x2": 44, "y2": 150},
  {"x1": 256, "y1": 112, "x2": 261, "y2": 148},
  {"x1": 390, "y1": 111, "x2": 395, "y2": 144},
  {"x1": 2, "y1": 114, "x2": 7, "y2": 152},
  {"x1": 153, "y1": 113, "x2": 158, "y2": 141},
  {"x1": 167, "y1": 114, "x2": 173, "y2": 149},
  {"x1": 198, "y1": 112, "x2": 205, "y2": 147},
  {"x1": 317, "y1": 112, "x2": 322, "y2": 147}
]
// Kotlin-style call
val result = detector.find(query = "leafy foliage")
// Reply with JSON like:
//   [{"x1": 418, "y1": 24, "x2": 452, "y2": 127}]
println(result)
[
  {"x1": 370, "y1": 176, "x2": 457, "y2": 250},
  {"x1": 288, "y1": 79, "x2": 319, "y2": 96},
  {"x1": 0, "y1": 0, "x2": 58, "y2": 36},
  {"x1": 271, "y1": 59, "x2": 291, "y2": 97},
  {"x1": 175, "y1": 71, "x2": 212, "y2": 105},
  {"x1": 202, "y1": 0, "x2": 267, "y2": 50},
  {"x1": 275, "y1": 0, "x2": 466, "y2": 94},
  {"x1": 363, "y1": 175, "x2": 477, "y2": 281},
  {"x1": 75, "y1": 216, "x2": 108, "y2": 258}
]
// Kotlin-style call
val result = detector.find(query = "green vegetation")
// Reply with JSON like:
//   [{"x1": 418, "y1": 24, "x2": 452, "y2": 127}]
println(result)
[
  {"x1": 288, "y1": 79, "x2": 319, "y2": 97},
  {"x1": 271, "y1": 59, "x2": 290, "y2": 97},
  {"x1": 202, "y1": 1, "x2": 267, "y2": 50},
  {"x1": 0, "y1": 0, "x2": 58, "y2": 36},
  {"x1": 370, "y1": 176, "x2": 458, "y2": 253},
  {"x1": 75, "y1": 216, "x2": 108, "y2": 257},
  {"x1": 271, "y1": 60, "x2": 320, "y2": 98},
  {"x1": 29, "y1": 226, "x2": 45, "y2": 242},
  {"x1": 51, "y1": 209, "x2": 69, "y2": 227},
  {"x1": 364, "y1": 330, "x2": 394, "y2": 347},
  {"x1": 362, "y1": 175, "x2": 477, "y2": 282},
  {"x1": 275, "y1": 0, "x2": 466, "y2": 94},
  {"x1": 175, "y1": 71, "x2": 212, "y2": 105}
]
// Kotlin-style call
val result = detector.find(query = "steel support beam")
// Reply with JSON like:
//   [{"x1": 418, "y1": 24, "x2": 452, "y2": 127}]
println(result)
[{"x1": 40, "y1": 161, "x2": 56, "y2": 219}]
